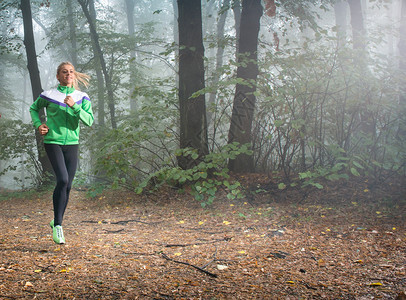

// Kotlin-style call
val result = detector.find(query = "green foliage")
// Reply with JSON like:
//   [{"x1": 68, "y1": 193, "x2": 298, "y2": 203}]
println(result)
[
  {"x1": 135, "y1": 143, "x2": 251, "y2": 207},
  {"x1": 253, "y1": 33, "x2": 406, "y2": 184},
  {"x1": 0, "y1": 118, "x2": 39, "y2": 187},
  {"x1": 89, "y1": 77, "x2": 178, "y2": 190}
]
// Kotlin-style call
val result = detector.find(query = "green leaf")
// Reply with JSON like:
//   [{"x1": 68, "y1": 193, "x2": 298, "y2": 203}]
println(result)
[
  {"x1": 278, "y1": 183, "x2": 286, "y2": 190},
  {"x1": 350, "y1": 167, "x2": 360, "y2": 176}
]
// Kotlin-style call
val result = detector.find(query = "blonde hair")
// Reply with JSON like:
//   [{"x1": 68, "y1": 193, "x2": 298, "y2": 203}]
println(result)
[{"x1": 57, "y1": 61, "x2": 90, "y2": 90}]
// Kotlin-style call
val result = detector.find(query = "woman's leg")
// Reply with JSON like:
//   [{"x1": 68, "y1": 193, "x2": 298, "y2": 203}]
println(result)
[
  {"x1": 44, "y1": 144, "x2": 78, "y2": 226},
  {"x1": 61, "y1": 144, "x2": 79, "y2": 220}
]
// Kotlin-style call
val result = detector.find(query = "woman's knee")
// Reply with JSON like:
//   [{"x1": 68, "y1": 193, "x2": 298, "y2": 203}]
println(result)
[{"x1": 56, "y1": 175, "x2": 69, "y2": 188}]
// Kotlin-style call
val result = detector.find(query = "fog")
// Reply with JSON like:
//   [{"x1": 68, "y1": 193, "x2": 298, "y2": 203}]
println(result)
[{"x1": 1, "y1": 0, "x2": 405, "y2": 191}]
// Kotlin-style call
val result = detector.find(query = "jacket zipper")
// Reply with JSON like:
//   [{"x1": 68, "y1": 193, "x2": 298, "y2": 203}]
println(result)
[{"x1": 64, "y1": 91, "x2": 68, "y2": 145}]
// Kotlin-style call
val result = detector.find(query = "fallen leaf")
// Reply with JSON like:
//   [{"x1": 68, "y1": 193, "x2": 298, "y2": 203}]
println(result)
[
  {"x1": 318, "y1": 259, "x2": 326, "y2": 267},
  {"x1": 369, "y1": 282, "x2": 383, "y2": 286}
]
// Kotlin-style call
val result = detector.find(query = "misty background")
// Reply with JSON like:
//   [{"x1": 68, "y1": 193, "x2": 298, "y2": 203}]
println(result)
[{"x1": 0, "y1": 0, "x2": 405, "y2": 201}]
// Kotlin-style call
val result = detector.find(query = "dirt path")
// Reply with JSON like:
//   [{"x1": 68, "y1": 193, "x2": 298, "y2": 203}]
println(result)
[{"x1": 0, "y1": 183, "x2": 405, "y2": 299}]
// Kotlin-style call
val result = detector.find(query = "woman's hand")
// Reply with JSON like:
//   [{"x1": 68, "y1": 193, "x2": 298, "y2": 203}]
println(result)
[
  {"x1": 38, "y1": 124, "x2": 49, "y2": 136},
  {"x1": 64, "y1": 96, "x2": 75, "y2": 107}
]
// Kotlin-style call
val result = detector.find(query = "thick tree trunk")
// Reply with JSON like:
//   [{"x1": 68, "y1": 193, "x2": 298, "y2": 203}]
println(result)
[
  {"x1": 177, "y1": 0, "x2": 209, "y2": 169},
  {"x1": 228, "y1": 0, "x2": 262, "y2": 173},
  {"x1": 78, "y1": 0, "x2": 116, "y2": 128},
  {"x1": 348, "y1": 0, "x2": 365, "y2": 51},
  {"x1": 20, "y1": 0, "x2": 53, "y2": 185}
]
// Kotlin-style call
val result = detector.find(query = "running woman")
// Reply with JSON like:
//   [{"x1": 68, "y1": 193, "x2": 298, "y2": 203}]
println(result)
[{"x1": 29, "y1": 62, "x2": 94, "y2": 244}]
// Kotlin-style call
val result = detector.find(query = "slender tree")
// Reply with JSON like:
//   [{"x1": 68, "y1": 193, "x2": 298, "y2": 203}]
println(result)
[
  {"x1": 232, "y1": 0, "x2": 242, "y2": 55},
  {"x1": 228, "y1": 0, "x2": 263, "y2": 173},
  {"x1": 67, "y1": 0, "x2": 78, "y2": 66},
  {"x1": 334, "y1": 0, "x2": 348, "y2": 47},
  {"x1": 125, "y1": 0, "x2": 137, "y2": 112},
  {"x1": 207, "y1": 0, "x2": 230, "y2": 129},
  {"x1": 399, "y1": 0, "x2": 406, "y2": 106},
  {"x1": 20, "y1": 0, "x2": 53, "y2": 184},
  {"x1": 78, "y1": 0, "x2": 116, "y2": 128},
  {"x1": 177, "y1": 0, "x2": 209, "y2": 169},
  {"x1": 88, "y1": 0, "x2": 106, "y2": 127}
]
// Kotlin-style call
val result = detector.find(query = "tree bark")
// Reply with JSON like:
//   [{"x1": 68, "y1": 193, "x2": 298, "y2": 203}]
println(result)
[
  {"x1": 334, "y1": 0, "x2": 348, "y2": 47},
  {"x1": 177, "y1": 0, "x2": 209, "y2": 169},
  {"x1": 125, "y1": 0, "x2": 137, "y2": 112},
  {"x1": 207, "y1": 0, "x2": 230, "y2": 130},
  {"x1": 88, "y1": 0, "x2": 106, "y2": 127},
  {"x1": 348, "y1": 0, "x2": 365, "y2": 51},
  {"x1": 20, "y1": 0, "x2": 53, "y2": 185},
  {"x1": 399, "y1": 0, "x2": 406, "y2": 102},
  {"x1": 228, "y1": 0, "x2": 262, "y2": 173},
  {"x1": 232, "y1": 0, "x2": 242, "y2": 55},
  {"x1": 78, "y1": 0, "x2": 116, "y2": 128},
  {"x1": 67, "y1": 0, "x2": 78, "y2": 66}
]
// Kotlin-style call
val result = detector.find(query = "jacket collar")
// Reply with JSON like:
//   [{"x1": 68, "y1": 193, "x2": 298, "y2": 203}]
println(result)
[{"x1": 57, "y1": 84, "x2": 75, "y2": 95}]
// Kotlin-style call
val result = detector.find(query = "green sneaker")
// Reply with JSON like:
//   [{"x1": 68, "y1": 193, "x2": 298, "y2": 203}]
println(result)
[
  {"x1": 49, "y1": 220, "x2": 54, "y2": 228},
  {"x1": 53, "y1": 225, "x2": 65, "y2": 244}
]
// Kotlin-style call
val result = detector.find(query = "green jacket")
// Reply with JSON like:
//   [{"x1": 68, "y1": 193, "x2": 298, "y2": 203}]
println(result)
[{"x1": 29, "y1": 85, "x2": 94, "y2": 145}]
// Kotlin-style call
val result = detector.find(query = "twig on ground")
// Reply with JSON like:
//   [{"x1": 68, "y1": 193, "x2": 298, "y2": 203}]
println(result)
[
  {"x1": 160, "y1": 252, "x2": 218, "y2": 278},
  {"x1": 164, "y1": 237, "x2": 231, "y2": 247},
  {"x1": 201, "y1": 246, "x2": 218, "y2": 269},
  {"x1": 81, "y1": 219, "x2": 160, "y2": 225},
  {"x1": 103, "y1": 229, "x2": 125, "y2": 234}
]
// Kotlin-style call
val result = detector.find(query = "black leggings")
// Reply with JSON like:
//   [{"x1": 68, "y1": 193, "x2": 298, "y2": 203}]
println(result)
[{"x1": 44, "y1": 144, "x2": 79, "y2": 226}]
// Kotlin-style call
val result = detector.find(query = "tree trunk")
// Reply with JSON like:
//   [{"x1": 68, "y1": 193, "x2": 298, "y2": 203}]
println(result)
[
  {"x1": 207, "y1": 0, "x2": 230, "y2": 131},
  {"x1": 348, "y1": 0, "x2": 374, "y2": 137},
  {"x1": 88, "y1": 0, "x2": 106, "y2": 127},
  {"x1": 20, "y1": 0, "x2": 53, "y2": 185},
  {"x1": 399, "y1": 0, "x2": 406, "y2": 102},
  {"x1": 177, "y1": 0, "x2": 209, "y2": 169},
  {"x1": 334, "y1": 0, "x2": 348, "y2": 47},
  {"x1": 232, "y1": 0, "x2": 242, "y2": 55},
  {"x1": 78, "y1": 0, "x2": 116, "y2": 128},
  {"x1": 227, "y1": 0, "x2": 262, "y2": 173},
  {"x1": 348, "y1": 0, "x2": 365, "y2": 51},
  {"x1": 125, "y1": 0, "x2": 137, "y2": 112},
  {"x1": 67, "y1": 0, "x2": 78, "y2": 66},
  {"x1": 172, "y1": 0, "x2": 179, "y2": 90},
  {"x1": 399, "y1": 0, "x2": 406, "y2": 179}
]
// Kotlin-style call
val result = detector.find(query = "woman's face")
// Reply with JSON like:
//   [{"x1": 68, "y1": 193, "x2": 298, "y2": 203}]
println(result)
[{"x1": 57, "y1": 64, "x2": 75, "y2": 87}]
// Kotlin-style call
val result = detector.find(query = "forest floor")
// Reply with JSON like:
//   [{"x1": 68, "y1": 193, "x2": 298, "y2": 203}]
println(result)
[{"x1": 0, "y1": 174, "x2": 405, "y2": 299}]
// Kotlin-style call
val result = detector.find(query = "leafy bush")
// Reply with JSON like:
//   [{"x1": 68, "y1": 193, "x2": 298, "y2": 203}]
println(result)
[
  {"x1": 135, "y1": 143, "x2": 251, "y2": 207},
  {"x1": 0, "y1": 119, "x2": 39, "y2": 188}
]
